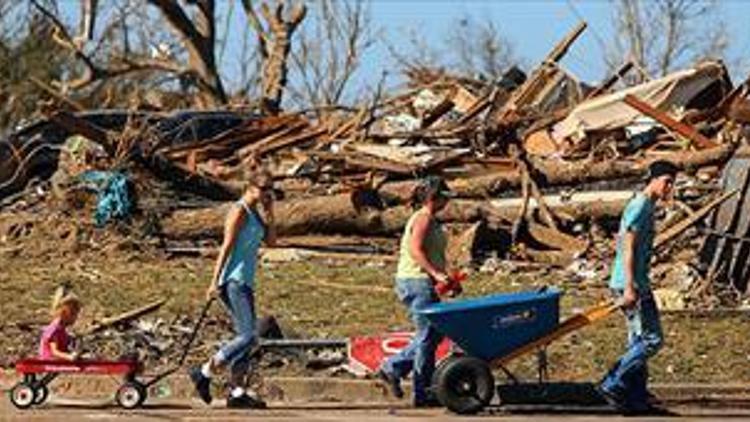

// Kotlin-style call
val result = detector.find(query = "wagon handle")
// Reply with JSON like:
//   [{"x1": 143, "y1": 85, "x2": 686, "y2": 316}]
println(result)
[
  {"x1": 176, "y1": 298, "x2": 216, "y2": 367},
  {"x1": 143, "y1": 298, "x2": 215, "y2": 388}
]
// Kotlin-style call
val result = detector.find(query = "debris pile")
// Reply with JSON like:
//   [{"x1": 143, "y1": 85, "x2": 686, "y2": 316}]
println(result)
[{"x1": 2, "y1": 22, "x2": 750, "y2": 308}]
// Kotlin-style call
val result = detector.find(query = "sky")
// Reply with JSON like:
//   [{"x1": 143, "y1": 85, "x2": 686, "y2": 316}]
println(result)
[
  {"x1": 363, "y1": 0, "x2": 750, "y2": 82},
  {"x1": 56, "y1": 0, "x2": 750, "y2": 98}
]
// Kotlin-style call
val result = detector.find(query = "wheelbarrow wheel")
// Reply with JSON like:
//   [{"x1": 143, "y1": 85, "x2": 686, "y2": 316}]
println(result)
[
  {"x1": 431, "y1": 355, "x2": 461, "y2": 395},
  {"x1": 33, "y1": 384, "x2": 49, "y2": 405},
  {"x1": 436, "y1": 356, "x2": 494, "y2": 415},
  {"x1": 10, "y1": 382, "x2": 35, "y2": 409},
  {"x1": 116, "y1": 381, "x2": 147, "y2": 409}
]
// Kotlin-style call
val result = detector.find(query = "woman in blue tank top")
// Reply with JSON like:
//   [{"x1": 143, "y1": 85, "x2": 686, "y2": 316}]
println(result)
[{"x1": 190, "y1": 167, "x2": 276, "y2": 409}]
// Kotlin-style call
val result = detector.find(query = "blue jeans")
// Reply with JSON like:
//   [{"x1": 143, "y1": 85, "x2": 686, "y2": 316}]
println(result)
[
  {"x1": 381, "y1": 278, "x2": 442, "y2": 402},
  {"x1": 601, "y1": 289, "x2": 663, "y2": 408},
  {"x1": 214, "y1": 280, "x2": 257, "y2": 379}
]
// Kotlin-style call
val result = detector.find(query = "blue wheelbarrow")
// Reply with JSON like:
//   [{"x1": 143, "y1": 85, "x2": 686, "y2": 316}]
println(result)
[{"x1": 419, "y1": 287, "x2": 619, "y2": 414}]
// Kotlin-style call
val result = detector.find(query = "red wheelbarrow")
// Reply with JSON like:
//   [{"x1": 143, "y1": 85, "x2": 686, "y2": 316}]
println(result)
[{"x1": 9, "y1": 299, "x2": 214, "y2": 410}]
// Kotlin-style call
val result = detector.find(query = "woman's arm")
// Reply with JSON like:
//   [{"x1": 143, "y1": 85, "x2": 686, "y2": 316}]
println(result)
[
  {"x1": 408, "y1": 212, "x2": 447, "y2": 283},
  {"x1": 49, "y1": 341, "x2": 77, "y2": 361}
]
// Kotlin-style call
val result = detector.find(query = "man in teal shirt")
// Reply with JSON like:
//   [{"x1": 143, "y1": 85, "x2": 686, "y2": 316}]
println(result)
[{"x1": 599, "y1": 160, "x2": 677, "y2": 415}]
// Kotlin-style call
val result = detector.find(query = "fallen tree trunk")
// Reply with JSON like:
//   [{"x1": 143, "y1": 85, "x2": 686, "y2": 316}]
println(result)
[
  {"x1": 379, "y1": 144, "x2": 736, "y2": 201},
  {"x1": 162, "y1": 193, "x2": 630, "y2": 240}
]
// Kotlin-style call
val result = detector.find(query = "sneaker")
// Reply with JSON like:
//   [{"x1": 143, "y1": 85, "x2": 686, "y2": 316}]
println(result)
[
  {"x1": 596, "y1": 384, "x2": 626, "y2": 411},
  {"x1": 377, "y1": 369, "x2": 404, "y2": 399},
  {"x1": 189, "y1": 367, "x2": 212, "y2": 404},
  {"x1": 227, "y1": 394, "x2": 267, "y2": 409}
]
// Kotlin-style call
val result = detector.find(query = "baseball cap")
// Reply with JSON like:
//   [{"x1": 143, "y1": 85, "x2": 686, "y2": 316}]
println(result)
[
  {"x1": 646, "y1": 160, "x2": 679, "y2": 181},
  {"x1": 420, "y1": 175, "x2": 455, "y2": 198}
]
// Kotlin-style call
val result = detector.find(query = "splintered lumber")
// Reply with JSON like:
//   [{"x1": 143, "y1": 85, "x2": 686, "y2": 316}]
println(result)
[
  {"x1": 586, "y1": 61, "x2": 635, "y2": 99},
  {"x1": 501, "y1": 21, "x2": 586, "y2": 113},
  {"x1": 146, "y1": 153, "x2": 239, "y2": 200},
  {"x1": 379, "y1": 143, "x2": 735, "y2": 201},
  {"x1": 623, "y1": 94, "x2": 718, "y2": 149},
  {"x1": 655, "y1": 189, "x2": 739, "y2": 248},
  {"x1": 46, "y1": 111, "x2": 240, "y2": 200}
]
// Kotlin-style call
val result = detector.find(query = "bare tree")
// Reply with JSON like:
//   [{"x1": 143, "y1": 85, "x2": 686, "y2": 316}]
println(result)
[
  {"x1": 145, "y1": 0, "x2": 227, "y2": 106},
  {"x1": 607, "y1": 0, "x2": 728, "y2": 81},
  {"x1": 241, "y1": 0, "x2": 306, "y2": 114},
  {"x1": 286, "y1": 0, "x2": 376, "y2": 110},
  {"x1": 29, "y1": 0, "x2": 228, "y2": 107},
  {"x1": 389, "y1": 14, "x2": 519, "y2": 82}
]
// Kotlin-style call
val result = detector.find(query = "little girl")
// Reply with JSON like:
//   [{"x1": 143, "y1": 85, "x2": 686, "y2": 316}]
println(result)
[{"x1": 39, "y1": 287, "x2": 82, "y2": 360}]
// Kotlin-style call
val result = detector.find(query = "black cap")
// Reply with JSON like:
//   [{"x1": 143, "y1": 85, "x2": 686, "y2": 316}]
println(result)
[
  {"x1": 420, "y1": 175, "x2": 455, "y2": 199},
  {"x1": 411, "y1": 175, "x2": 455, "y2": 208},
  {"x1": 646, "y1": 160, "x2": 679, "y2": 181}
]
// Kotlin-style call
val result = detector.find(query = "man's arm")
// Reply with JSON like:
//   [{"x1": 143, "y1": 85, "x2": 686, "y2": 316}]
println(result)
[{"x1": 621, "y1": 230, "x2": 638, "y2": 308}]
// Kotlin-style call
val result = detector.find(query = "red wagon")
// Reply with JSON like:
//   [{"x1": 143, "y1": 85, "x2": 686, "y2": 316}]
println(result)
[
  {"x1": 9, "y1": 299, "x2": 214, "y2": 410},
  {"x1": 11, "y1": 358, "x2": 144, "y2": 409}
]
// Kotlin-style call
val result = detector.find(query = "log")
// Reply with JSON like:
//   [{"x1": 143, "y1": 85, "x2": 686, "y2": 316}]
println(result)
[
  {"x1": 162, "y1": 192, "x2": 630, "y2": 240},
  {"x1": 379, "y1": 143, "x2": 736, "y2": 202}
]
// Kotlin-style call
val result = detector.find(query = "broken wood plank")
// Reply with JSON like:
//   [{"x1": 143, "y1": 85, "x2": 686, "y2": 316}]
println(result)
[
  {"x1": 585, "y1": 61, "x2": 634, "y2": 99},
  {"x1": 85, "y1": 299, "x2": 167, "y2": 334},
  {"x1": 502, "y1": 22, "x2": 587, "y2": 112},
  {"x1": 421, "y1": 97, "x2": 455, "y2": 128},
  {"x1": 250, "y1": 126, "x2": 327, "y2": 156},
  {"x1": 655, "y1": 189, "x2": 739, "y2": 248},
  {"x1": 623, "y1": 94, "x2": 718, "y2": 149}
]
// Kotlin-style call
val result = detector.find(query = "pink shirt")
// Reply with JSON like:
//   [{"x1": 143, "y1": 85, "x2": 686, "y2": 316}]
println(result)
[{"x1": 39, "y1": 318, "x2": 70, "y2": 359}]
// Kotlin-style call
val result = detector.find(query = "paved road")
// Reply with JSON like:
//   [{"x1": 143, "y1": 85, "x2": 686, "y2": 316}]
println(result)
[{"x1": 4, "y1": 399, "x2": 750, "y2": 421}]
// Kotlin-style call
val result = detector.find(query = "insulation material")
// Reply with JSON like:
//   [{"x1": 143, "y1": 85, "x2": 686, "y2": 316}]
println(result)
[{"x1": 553, "y1": 62, "x2": 725, "y2": 142}]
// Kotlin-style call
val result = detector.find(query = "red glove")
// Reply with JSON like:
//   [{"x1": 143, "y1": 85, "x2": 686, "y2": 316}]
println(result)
[{"x1": 436, "y1": 271, "x2": 467, "y2": 297}]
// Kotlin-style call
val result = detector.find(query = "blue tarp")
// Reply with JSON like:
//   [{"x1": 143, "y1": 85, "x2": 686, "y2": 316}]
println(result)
[{"x1": 78, "y1": 171, "x2": 134, "y2": 227}]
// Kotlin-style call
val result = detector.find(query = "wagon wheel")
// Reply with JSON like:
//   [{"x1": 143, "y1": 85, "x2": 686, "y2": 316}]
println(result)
[
  {"x1": 33, "y1": 384, "x2": 49, "y2": 405},
  {"x1": 116, "y1": 381, "x2": 147, "y2": 409},
  {"x1": 435, "y1": 356, "x2": 494, "y2": 415},
  {"x1": 10, "y1": 382, "x2": 35, "y2": 409}
]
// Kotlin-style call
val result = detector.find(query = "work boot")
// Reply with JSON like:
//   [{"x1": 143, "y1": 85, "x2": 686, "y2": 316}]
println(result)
[
  {"x1": 227, "y1": 394, "x2": 267, "y2": 409},
  {"x1": 377, "y1": 368, "x2": 404, "y2": 399},
  {"x1": 189, "y1": 367, "x2": 212, "y2": 404}
]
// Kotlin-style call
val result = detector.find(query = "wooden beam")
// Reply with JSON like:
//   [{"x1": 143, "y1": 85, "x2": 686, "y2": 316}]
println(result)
[
  {"x1": 586, "y1": 61, "x2": 634, "y2": 99},
  {"x1": 84, "y1": 299, "x2": 166, "y2": 334},
  {"x1": 623, "y1": 94, "x2": 718, "y2": 149},
  {"x1": 504, "y1": 22, "x2": 587, "y2": 111},
  {"x1": 655, "y1": 190, "x2": 739, "y2": 248}
]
